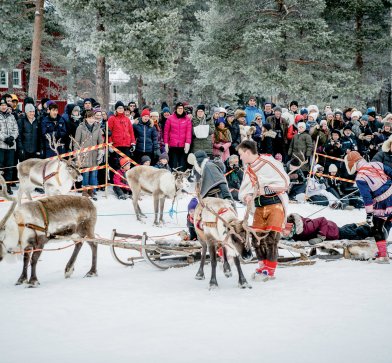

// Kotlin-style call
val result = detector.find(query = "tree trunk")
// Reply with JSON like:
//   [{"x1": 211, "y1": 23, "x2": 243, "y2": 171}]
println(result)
[
  {"x1": 96, "y1": 55, "x2": 106, "y2": 107},
  {"x1": 137, "y1": 75, "x2": 145, "y2": 107},
  {"x1": 355, "y1": 5, "x2": 364, "y2": 74},
  {"x1": 28, "y1": 0, "x2": 44, "y2": 100}
]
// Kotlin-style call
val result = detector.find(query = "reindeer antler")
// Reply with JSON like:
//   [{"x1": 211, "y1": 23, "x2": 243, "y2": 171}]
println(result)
[
  {"x1": 70, "y1": 135, "x2": 91, "y2": 168},
  {"x1": 46, "y1": 133, "x2": 64, "y2": 159},
  {"x1": 287, "y1": 152, "x2": 308, "y2": 175}
]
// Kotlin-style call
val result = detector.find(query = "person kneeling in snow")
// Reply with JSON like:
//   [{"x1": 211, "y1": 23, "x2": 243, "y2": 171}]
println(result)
[
  {"x1": 282, "y1": 213, "x2": 373, "y2": 244},
  {"x1": 113, "y1": 157, "x2": 132, "y2": 200},
  {"x1": 344, "y1": 151, "x2": 392, "y2": 263}
]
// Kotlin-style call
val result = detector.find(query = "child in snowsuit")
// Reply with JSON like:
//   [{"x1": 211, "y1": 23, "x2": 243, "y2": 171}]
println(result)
[
  {"x1": 113, "y1": 157, "x2": 132, "y2": 200},
  {"x1": 187, "y1": 198, "x2": 198, "y2": 241}
]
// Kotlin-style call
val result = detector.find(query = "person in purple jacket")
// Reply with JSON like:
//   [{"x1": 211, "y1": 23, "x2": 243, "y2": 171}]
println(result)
[
  {"x1": 163, "y1": 102, "x2": 192, "y2": 171},
  {"x1": 282, "y1": 213, "x2": 372, "y2": 245}
]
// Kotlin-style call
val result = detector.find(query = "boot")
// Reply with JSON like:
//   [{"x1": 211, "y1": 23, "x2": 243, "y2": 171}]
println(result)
[
  {"x1": 6, "y1": 185, "x2": 13, "y2": 195},
  {"x1": 252, "y1": 260, "x2": 277, "y2": 281},
  {"x1": 375, "y1": 241, "x2": 390, "y2": 264}
]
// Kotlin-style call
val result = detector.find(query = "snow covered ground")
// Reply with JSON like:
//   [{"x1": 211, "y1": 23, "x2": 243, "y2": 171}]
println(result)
[{"x1": 0, "y1": 190, "x2": 391, "y2": 363}]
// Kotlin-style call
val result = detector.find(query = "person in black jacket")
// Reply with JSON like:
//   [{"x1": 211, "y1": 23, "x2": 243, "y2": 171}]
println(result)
[
  {"x1": 228, "y1": 109, "x2": 243, "y2": 155},
  {"x1": 17, "y1": 103, "x2": 42, "y2": 161},
  {"x1": 225, "y1": 154, "x2": 243, "y2": 201},
  {"x1": 372, "y1": 134, "x2": 392, "y2": 169}
]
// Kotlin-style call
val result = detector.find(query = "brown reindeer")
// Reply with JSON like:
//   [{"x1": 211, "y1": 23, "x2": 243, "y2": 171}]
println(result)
[
  {"x1": 0, "y1": 174, "x2": 98, "y2": 287},
  {"x1": 126, "y1": 166, "x2": 190, "y2": 226}
]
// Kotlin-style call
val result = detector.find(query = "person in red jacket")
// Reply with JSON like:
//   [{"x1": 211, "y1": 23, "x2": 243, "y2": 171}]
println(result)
[
  {"x1": 108, "y1": 101, "x2": 136, "y2": 157},
  {"x1": 287, "y1": 114, "x2": 303, "y2": 141},
  {"x1": 163, "y1": 102, "x2": 192, "y2": 171}
]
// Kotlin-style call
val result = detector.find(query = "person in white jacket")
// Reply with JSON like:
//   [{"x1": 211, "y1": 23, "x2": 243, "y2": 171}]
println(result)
[{"x1": 238, "y1": 140, "x2": 289, "y2": 281}]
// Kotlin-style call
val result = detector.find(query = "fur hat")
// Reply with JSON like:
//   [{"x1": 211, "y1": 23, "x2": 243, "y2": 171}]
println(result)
[
  {"x1": 382, "y1": 121, "x2": 392, "y2": 129},
  {"x1": 234, "y1": 109, "x2": 246, "y2": 119},
  {"x1": 218, "y1": 107, "x2": 226, "y2": 114},
  {"x1": 382, "y1": 113, "x2": 392, "y2": 123},
  {"x1": 328, "y1": 164, "x2": 338, "y2": 173},
  {"x1": 25, "y1": 103, "x2": 35, "y2": 113},
  {"x1": 150, "y1": 111, "x2": 159, "y2": 117},
  {"x1": 344, "y1": 151, "x2": 363, "y2": 175},
  {"x1": 382, "y1": 135, "x2": 392, "y2": 152}
]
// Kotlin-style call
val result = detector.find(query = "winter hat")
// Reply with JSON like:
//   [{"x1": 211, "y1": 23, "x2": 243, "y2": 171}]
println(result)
[
  {"x1": 115, "y1": 101, "x2": 125, "y2": 110},
  {"x1": 328, "y1": 164, "x2": 338, "y2": 173},
  {"x1": 275, "y1": 153, "x2": 283, "y2": 162},
  {"x1": 334, "y1": 110, "x2": 343, "y2": 116},
  {"x1": 228, "y1": 154, "x2": 239, "y2": 163},
  {"x1": 297, "y1": 122, "x2": 306, "y2": 130},
  {"x1": 360, "y1": 115, "x2": 369, "y2": 122},
  {"x1": 46, "y1": 100, "x2": 56, "y2": 108},
  {"x1": 343, "y1": 125, "x2": 352, "y2": 131},
  {"x1": 367, "y1": 111, "x2": 376, "y2": 118},
  {"x1": 162, "y1": 107, "x2": 170, "y2": 114},
  {"x1": 141, "y1": 155, "x2": 151, "y2": 164},
  {"x1": 263, "y1": 123, "x2": 272, "y2": 131},
  {"x1": 294, "y1": 114, "x2": 304, "y2": 123},
  {"x1": 84, "y1": 98, "x2": 92, "y2": 105},
  {"x1": 300, "y1": 108, "x2": 308, "y2": 115},
  {"x1": 218, "y1": 107, "x2": 227, "y2": 114},
  {"x1": 234, "y1": 109, "x2": 246, "y2": 119},
  {"x1": 188, "y1": 197, "x2": 199, "y2": 212},
  {"x1": 41, "y1": 97, "x2": 50, "y2": 107},
  {"x1": 215, "y1": 117, "x2": 226, "y2": 126},
  {"x1": 120, "y1": 158, "x2": 131, "y2": 168},
  {"x1": 23, "y1": 97, "x2": 35, "y2": 106},
  {"x1": 325, "y1": 111, "x2": 334, "y2": 117},
  {"x1": 382, "y1": 113, "x2": 392, "y2": 123},
  {"x1": 273, "y1": 106, "x2": 282, "y2": 113},
  {"x1": 319, "y1": 119, "x2": 327, "y2": 127},
  {"x1": 0, "y1": 98, "x2": 7, "y2": 105},
  {"x1": 226, "y1": 110, "x2": 235, "y2": 117},
  {"x1": 383, "y1": 121, "x2": 392, "y2": 129},
  {"x1": 73, "y1": 105, "x2": 81, "y2": 113},
  {"x1": 25, "y1": 104, "x2": 35, "y2": 113},
  {"x1": 344, "y1": 151, "x2": 363, "y2": 175},
  {"x1": 159, "y1": 153, "x2": 169, "y2": 162},
  {"x1": 187, "y1": 150, "x2": 208, "y2": 167},
  {"x1": 141, "y1": 109, "x2": 150, "y2": 117},
  {"x1": 308, "y1": 112, "x2": 318, "y2": 121},
  {"x1": 254, "y1": 113, "x2": 263, "y2": 121},
  {"x1": 290, "y1": 100, "x2": 299, "y2": 108},
  {"x1": 331, "y1": 129, "x2": 341, "y2": 137},
  {"x1": 364, "y1": 129, "x2": 373, "y2": 137},
  {"x1": 351, "y1": 110, "x2": 362, "y2": 119},
  {"x1": 382, "y1": 135, "x2": 392, "y2": 152},
  {"x1": 175, "y1": 102, "x2": 184, "y2": 110},
  {"x1": 196, "y1": 104, "x2": 205, "y2": 112}
]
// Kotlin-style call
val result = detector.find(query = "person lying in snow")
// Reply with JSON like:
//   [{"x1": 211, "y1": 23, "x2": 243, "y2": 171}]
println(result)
[{"x1": 282, "y1": 213, "x2": 374, "y2": 245}]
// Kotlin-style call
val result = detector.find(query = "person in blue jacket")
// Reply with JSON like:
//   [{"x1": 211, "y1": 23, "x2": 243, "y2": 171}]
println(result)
[{"x1": 245, "y1": 96, "x2": 264, "y2": 125}]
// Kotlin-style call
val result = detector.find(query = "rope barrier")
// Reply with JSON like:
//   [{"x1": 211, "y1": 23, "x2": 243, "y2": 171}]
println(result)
[
  {"x1": 315, "y1": 153, "x2": 345, "y2": 162},
  {"x1": 48, "y1": 143, "x2": 109, "y2": 160},
  {"x1": 308, "y1": 171, "x2": 356, "y2": 184}
]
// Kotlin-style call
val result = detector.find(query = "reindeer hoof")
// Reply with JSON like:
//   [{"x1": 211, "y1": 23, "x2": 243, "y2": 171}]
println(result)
[
  {"x1": 84, "y1": 271, "x2": 97, "y2": 278},
  {"x1": 64, "y1": 266, "x2": 74, "y2": 279},
  {"x1": 140, "y1": 213, "x2": 148, "y2": 219},
  {"x1": 15, "y1": 277, "x2": 28, "y2": 285},
  {"x1": 224, "y1": 270, "x2": 232, "y2": 278},
  {"x1": 208, "y1": 283, "x2": 219, "y2": 290},
  {"x1": 195, "y1": 273, "x2": 205, "y2": 280},
  {"x1": 27, "y1": 280, "x2": 40, "y2": 288},
  {"x1": 238, "y1": 282, "x2": 252, "y2": 289}
]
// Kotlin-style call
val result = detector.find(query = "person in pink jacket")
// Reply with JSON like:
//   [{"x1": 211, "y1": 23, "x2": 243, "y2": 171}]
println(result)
[{"x1": 163, "y1": 102, "x2": 192, "y2": 171}]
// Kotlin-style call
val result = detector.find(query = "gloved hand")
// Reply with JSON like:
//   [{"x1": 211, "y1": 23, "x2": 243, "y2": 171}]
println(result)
[
  {"x1": 308, "y1": 237, "x2": 325, "y2": 245},
  {"x1": 366, "y1": 213, "x2": 373, "y2": 227},
  {"x1": 154, "y1": 148, "x2": 161, "y2": 158},
  {"x1": 184, "y1": 143, "x2": 190, "y2": 154},
  {"x1": 219, "y1": 146, "x2": 225, "y2": 152},
  {"x1": 4, "y1": 136, "x2": 14, "y2": 147},
  {"x1": 130, "y1": 145, "x2": 136, "y2": 153},
  {"x1": 165, "y1": 144, "x2": 169, "y2": 153}
]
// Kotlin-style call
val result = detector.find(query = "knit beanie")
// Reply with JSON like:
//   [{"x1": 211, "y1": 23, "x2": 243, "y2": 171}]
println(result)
[
  {"x1": 188, "y1": 197, "x2": 199, "y2": 212},
  {"x1": 25, "y1": 104, "x2": 35, "y2": 113},
  {"x1": 162, "y1": 107, "x2": 170, "y2": 114},
  {"x1": 297, "y1": 122, "x2": 306, "y2": 130},
  {"x1": 115, "y1": 101, "x2": 125, "y2": 110},
  {"x1": 141, "y1": 109, "x2": 150, "y2": 117},
  {"x1": 141, "y1": 155, "x2": 151, "y2": 164},
  {"x1": 328, "y1": 164, "x2": 338, "y2": 173},
  {"x1": 196, "y1": 104, "x2": 205, "y2": 112}
]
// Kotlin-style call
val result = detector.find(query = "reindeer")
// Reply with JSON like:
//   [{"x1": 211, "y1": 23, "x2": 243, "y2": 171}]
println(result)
[
  {"x1": 0, "y1": 174, "x2": 98, "y2": 287},
  {"x1": 17, "y1": 134, "x2": 83, "y2": 206},
  {"x1": 126, "y1": 166, "x2": 190, "y2": 226},
  {"x1": 239, "y1": 125, "x2": 256, "y2": 142}
]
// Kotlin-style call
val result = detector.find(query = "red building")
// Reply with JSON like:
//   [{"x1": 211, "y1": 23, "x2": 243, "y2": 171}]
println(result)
[{"x1": 0, "y1": 63, "x2": 67, "y2": 113}]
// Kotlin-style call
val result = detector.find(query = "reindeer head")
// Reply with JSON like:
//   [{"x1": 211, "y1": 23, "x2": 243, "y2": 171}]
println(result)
[
  {"x1": 173, "y1": 169, "x2": 191, "y2": 195},
  {"x1": 65, "y1": 159, "x2": 83, "y2": 182}
]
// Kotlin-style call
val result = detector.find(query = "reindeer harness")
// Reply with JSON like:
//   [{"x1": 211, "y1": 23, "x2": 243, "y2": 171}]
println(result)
[
  {"x1": 42, "y1": 160, "x2": 62, "y2": 187},
  {"x1": 17, "y1": 201, "x2": 50, "y2": 242}
]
